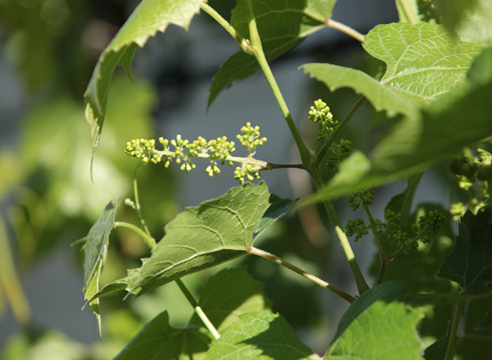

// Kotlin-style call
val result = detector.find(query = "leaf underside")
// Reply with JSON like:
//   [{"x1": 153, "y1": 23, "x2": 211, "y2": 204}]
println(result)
[{"x1": 84, "y1": 0, "x2": 205, "y2": 174}]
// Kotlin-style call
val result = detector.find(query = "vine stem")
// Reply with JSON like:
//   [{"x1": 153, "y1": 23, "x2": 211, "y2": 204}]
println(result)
[
  {"x1": 127, "y1": 176, "x2": 221, "y2": 340},
  {"x1": 445, "y1": 301, "x2": 464, "y2": 360},
  {"x1": 244, "y1": 0, "x2": 312, "y2": 169},
  {"x1": 325, "y1": 19, "x2": 364, "y2": 43},
  {"x1": 362, "y1": 203, "x2": 387, "y2": 285},
  {"x1": 248, "y1": 247, "x2": 355, "y2": 303},
  {"x1": 312, "y1": 168, "x2": 370, "y2": 294},
  {"x1": 175, "y1": 279, "x2": 220, "y2": 340},
  {"x1": 200, "y1": 3, "x2": 243, "y2": 44},
  {"x1": 396, "y1": 0, "x2": 419, "y2": 24}
]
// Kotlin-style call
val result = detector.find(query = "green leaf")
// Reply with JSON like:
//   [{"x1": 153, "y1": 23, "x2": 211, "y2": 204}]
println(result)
[
  {"x1": 133, "y1": 182, "x2": 271, "y2": 294},
  {"x1": 299, "y1": 47, "x2": 492, "y2": 205},
  {"x1": 84, "y1": 0, "x2": 204, "y2": 171},
  {"x1": 326, "y1": 301, "x2": 423, "y2": 359},
  {"x1": 302, "y1": 23, "x2": 484, "y2": 118},
  {"x1": 205, "y1": 312, "x2": 320, "y2": 360},
  {"x1": 115, "y1": 311, "x2": 210, "y2": 360},
  {"x1": 208, "y1": 0, "x2": 336, "y2": 108},
  {"x1": 476, "y1": 310, "x2": 492, "y2": 330},
  {"x1": 437, "y1": 210, "x2": 492, "y2": 295},
  {"x1": 332, "y1": 282, "x2": 410, "y2": 342},
  {"x1": 83, "y1": 200, "x2": 119, "y2": 323},
  {"x1": 424, "y1": 336, "x2": 451, "y2": 360},
  {"x1": 189, "y1": 267, "x2": 271, "y2": 331},
  {"x1": 253, "y1": 194, "x2": 296, "y2": 243},
  {"x1": 455, "y1": 0, "x2": 492, "y2": 45}
]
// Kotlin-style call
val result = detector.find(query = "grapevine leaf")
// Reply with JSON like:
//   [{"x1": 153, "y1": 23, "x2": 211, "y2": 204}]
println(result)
[
  {"x1": 84, "y1": 0, "x2": 204, "y2": 172},
  {"x1": 326, "y1": 301, "x2": 423, "y2": 359},
  {"x1": 133, "y1": 182, "x2": 271, "y2": 294},
  {"x1": 83, "y1": 200, "x2": 119, "y2": 324},
  {"x1": 208, "y1": 0, "x2": 336, "y2": 108},
  {"x1": 455, "y1": 0, "x2": 492, "y2": 45},
  {"x1": 299, "y1": 46, "x2": 492, "y2": 205},
  {"x1": 476, "y1": 310, "x2": 492, "y2": 330},
  {"x1": 204, "y1": 312, "x2": 321, "y2": 360},
  {"x1": 437, "y1": 210, "x2": 492, "y2": 295},
  {"x1": 424, "y1": 337, "x2": 452, "y2": 360},
  {"x1": 253, "y1": 194, "x2": 296, "y2": 243},
  {"x1": 302, "y1": 23, "x2": 484, "y2": 118},
  {"x1": 331, "y1": 282, "x2": 409, "y2": 342},
  {"x1": 114, "y1": 311, "x2": 210, "y2": 360},
  {"x1": 189, "y1": 267, "x2": 271, "y2": 331}
]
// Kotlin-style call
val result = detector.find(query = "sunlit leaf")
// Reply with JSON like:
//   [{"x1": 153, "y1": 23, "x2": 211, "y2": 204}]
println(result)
[
  {"x1": 84, "y1": 0, "x2": 204, "y2": 171},
  {"x1": 326, "y1": 301, "x2": 422, "y2": 359},
  {"x1": 299, "y1": 46, "x2": 492, "y2": 205},
  {"x1": 133, "y1": 182, "x2": 271, "y2": 294},
  {"x1": 205, "y1": 312, "x2": 321, "y2": 360},
  {"x1": 208, "y1": 0, "x2": 336, "y2": 107},
  {"x1": 331, "y1": 282, "x2": 409, "y2": 342},
  {"x1": 115, "y1": 311, "x2": 210, "y2": 360},
  {"x1": 189, "y1": 267, "x2": 271, "y2": 331},
  {"x1": 302, "y1": 23, "x2": 484, "y2": 118}
]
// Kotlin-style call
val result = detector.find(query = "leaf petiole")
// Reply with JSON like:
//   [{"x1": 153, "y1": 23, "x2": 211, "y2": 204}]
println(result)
[{"x1": 248, "y1": 246, "x2": 355, "y2": 303}]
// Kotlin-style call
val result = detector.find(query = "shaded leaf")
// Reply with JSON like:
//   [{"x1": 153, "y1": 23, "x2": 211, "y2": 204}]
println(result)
[
  {"x1": 208, "y1": 0, "x2": 336, "y2": 107},
  {"x1": 302, "y1": 23, "x2": 483, "y2": 118},
  {"x1": 326, "y1": 301, "x2": 422, "y2": 359},
  {"x1": 115, "y1": 311, "x2": 210, "y2": 360},
  {"x1": 205, "y1": 312, "x2": 320, "y2": 360},
  {"x1": 253, "y1": 194, "x2": 296, "y2": 243},
  {"x1": 476, "y1": 310, "x2": 492, "y2": 330},
  {"x1": 189, "y1": 267, "x2": 271, "y2": 331},
  {"x1": 437, "y1": 210, "x2": 492, "y2": 295},
  {"x1": 133, "y1": 182, "x2": 271, "y2": 294},
  {"x1": 424, "y1": 336, "x2": 452, "y2": 360},
  {"x1": 332, "y1": 282, "x2": 409, "y2": 342},
  {"x1": 84, "y1": 0, "x2": 204, "y2": 170},
  {"x1": 83, "y1": 200, "x2": 119, "y2": 321}
]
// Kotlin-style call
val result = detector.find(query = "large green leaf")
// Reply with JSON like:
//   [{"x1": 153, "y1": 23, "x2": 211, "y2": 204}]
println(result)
[
  {"x1": 437, "y1": 210, "x2": 492, "y2": 295},
  {"x1": 299, "y1": 46, "x2": 492, "y2": 205},
  {"x1": 301, "y1": 23, "x2": 484, "y2": 118},
  {"x1": 84, "y1": 0, "x2": 204, "y2": 169},
  {"x1": 189, "y1": 267, "x2": 271, "y2": 331},
  {"x1": 133, "y1": 182, "x2": 271, "y2": 294},
  {"x1": 205, "y1": 312, "x2": 321, "y2": 360},
  {"x1": 115, "y1": 311, "x2": 210, "y2": 360},
  {"x1": 331, "y1": 282, "x2": 410, "y2": 342},
  {"x1": 83, "y1": 200, "x2": 119, "y2": 324},
  {"x1": 325, "y1": 301, "x2": 423, "y2": 359},
  {"x1": 208, "y1": 0, "x2": 336, "y2": 107}
]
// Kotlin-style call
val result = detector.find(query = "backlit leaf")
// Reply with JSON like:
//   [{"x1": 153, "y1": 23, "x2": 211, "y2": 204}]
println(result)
[
  {"x1": 84, "y1": 0, "x2": 204, "y2": 172},
  {"x1": 326, "y1": 301, "x2": 422, "y2": 359},
  {"x1": 189, "y1": 267, "x2": 271, "y2": 331},
  {"x1": 205, "y1": 312, "x2": 320, "y2": 360}
]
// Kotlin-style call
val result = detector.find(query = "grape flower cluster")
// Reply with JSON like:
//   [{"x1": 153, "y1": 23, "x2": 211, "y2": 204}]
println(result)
[
  {"x1": 308, "y1": 99, "x2": 351, "y2": 170},
  {"x1": 125, "y1": 123, "x2": 267, "y2": 184}
]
